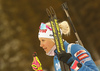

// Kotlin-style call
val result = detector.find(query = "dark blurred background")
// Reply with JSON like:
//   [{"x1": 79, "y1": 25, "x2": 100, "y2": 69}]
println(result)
[{"x1": 0, "y1": 0, "x2": 100, "y2": 71}]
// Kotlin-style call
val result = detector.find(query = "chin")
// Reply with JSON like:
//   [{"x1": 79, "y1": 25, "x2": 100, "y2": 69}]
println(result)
[{"x1": 44, "y1": 50, "x2": 47, "y2": 53}]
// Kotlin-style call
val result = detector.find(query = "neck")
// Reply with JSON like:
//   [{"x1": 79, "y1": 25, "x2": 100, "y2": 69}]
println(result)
[{"x1": 46, "y1": 45, "x2": 56, "y2": 56}]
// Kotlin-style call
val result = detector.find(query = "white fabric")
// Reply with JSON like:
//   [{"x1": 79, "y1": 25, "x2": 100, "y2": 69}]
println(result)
[
  {"x1": 38, "y1": 29, "x2": 54, "y2": 39},
  {"x1": 38, "y1": 22, "x2": 62, "y2": 39},
  {"x1": 67, "y1": 43, "x2": 74, "y2": 53}
]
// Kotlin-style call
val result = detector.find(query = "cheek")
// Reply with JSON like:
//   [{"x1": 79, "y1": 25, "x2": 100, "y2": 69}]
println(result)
[
  {"x1": 45, "y1": 41, "x2": 54, "y2": 49},
  {"x1": 44, "y1": 41, "x2": 50, "y2": 47}
]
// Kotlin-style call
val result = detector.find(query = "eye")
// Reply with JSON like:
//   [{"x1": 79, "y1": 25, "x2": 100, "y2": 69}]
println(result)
[{"x1": 42, "y1": 39, "x2": 45, "y2": 42}]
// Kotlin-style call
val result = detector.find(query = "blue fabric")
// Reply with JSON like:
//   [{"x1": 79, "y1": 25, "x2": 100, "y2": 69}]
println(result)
[
  {"x1": 53, "y1": 41, "x2": 99, "y2": 71},
  {"x1": 40, "y1": 23, "x2": 46, "y2": 29}
]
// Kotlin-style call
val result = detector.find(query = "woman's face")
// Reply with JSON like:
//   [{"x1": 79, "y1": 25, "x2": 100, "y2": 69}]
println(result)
[{"x1": 39, "y1": 38, "x2": 55, "y2": 53}]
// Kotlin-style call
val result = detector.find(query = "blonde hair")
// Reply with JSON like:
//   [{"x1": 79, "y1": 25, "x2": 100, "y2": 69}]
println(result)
[{"x1": 46, "y1": 21, "x2": 70, "y2": 36}]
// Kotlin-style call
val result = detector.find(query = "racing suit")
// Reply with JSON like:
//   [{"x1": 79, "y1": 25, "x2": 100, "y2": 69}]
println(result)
[{"x1": 54, "y1": 41, "x2": 99, "y2": 71}]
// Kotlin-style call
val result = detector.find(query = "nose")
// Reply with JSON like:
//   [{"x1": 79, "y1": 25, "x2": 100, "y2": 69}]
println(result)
[{"x1": 40, "y1": 42, "x2": 43, "y2": 47}]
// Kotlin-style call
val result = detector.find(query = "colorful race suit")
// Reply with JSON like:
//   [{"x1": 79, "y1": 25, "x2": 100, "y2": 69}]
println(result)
[{"x1": 54, "y1": 41, "x2": 99, "y2": 71}]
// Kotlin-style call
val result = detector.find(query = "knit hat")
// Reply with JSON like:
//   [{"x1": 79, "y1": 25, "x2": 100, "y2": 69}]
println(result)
[{"x1": 38, "y1": 22, "x2": 54, "y2": 39}]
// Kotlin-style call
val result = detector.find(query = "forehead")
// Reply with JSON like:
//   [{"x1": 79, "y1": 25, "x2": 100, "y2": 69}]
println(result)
[{"x1": 39, "y1": 38, "x2": 49, "y2": 40}]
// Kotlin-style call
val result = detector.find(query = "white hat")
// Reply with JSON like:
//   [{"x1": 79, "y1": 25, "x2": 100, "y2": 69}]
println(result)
[{"x1": 38, "y1": 22, "x2": 54, "y2": 39}]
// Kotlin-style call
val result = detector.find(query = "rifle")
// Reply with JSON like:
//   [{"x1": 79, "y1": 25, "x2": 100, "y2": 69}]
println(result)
[{"x1": 62, "y1": 2, "x2": 84, "y2": 47}]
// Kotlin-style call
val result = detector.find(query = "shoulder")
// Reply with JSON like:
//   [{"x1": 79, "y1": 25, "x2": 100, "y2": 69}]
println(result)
[
  {"x1": 63, "y1": 41, "x2": 88, "y2": 54},
  {"x1": 66, "y1": 43, "x2": 87, "y2": 55},
  {"x1": 63, "y1": 40, "x2": 69, "y2": 52},
  {"x1": 71, "y1": 44, "x2": 85, "y2": 53}
]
